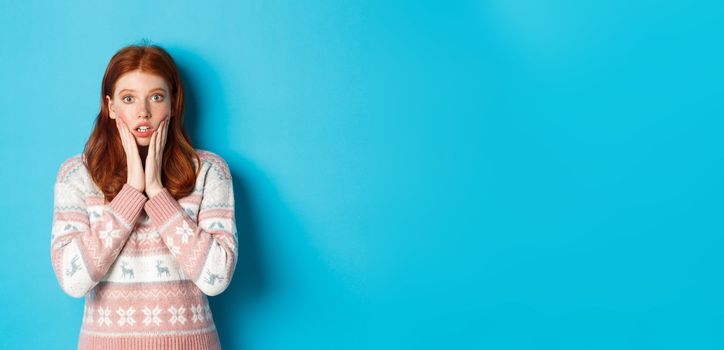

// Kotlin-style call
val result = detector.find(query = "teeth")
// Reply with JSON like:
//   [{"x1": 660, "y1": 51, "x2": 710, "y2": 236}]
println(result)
[{"x1": 137, "y1": 127, "x2": 150, "y2": 131}]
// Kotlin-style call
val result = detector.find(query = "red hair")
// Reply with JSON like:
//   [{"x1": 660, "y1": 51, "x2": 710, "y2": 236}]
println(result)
[{"x1": 83, "y1": 43, "x2": 200, "y2": 203}]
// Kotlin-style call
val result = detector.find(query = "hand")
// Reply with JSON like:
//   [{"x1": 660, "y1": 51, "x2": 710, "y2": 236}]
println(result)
[
  {"x1": 116, "y1": 118, "x2": 145, "y2": 192},
  {"x1": 145, "y1": 118, "x2": 169, "y2": 198}
]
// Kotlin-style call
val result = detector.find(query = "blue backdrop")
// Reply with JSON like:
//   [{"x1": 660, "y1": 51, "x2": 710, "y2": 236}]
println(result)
[{"x1": 1, "y1": 1, "x2": 722, "y2": 349}]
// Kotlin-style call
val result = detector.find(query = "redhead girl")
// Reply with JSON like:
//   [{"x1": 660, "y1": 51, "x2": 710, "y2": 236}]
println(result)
[{"x1": 51, "y1": 43, "x2": 237, "y2": 350}]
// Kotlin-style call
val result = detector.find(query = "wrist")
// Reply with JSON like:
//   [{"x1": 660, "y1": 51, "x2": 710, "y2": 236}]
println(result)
[
  {"x1": 146, "y1": 185, "x2": 164, "y2": 198},
  {"x1": 127, "y1": 182, "x2": 144, "y2": 193}
]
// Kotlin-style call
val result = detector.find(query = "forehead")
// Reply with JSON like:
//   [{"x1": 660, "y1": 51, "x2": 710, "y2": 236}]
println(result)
[{"x1": 114, "y1": 70, "x2": 169, "y2": 93}]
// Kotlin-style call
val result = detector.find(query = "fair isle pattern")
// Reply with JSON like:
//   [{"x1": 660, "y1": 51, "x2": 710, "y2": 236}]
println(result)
[
  {"x1": 94, "y1": 287, "x2": 201, "y2": 300},
  {"x1": 51, "y1": 149, "x2": 236, "y2": 350},
  {"x1": 85, "y1": 302, "x2": 212, "y2": 329}
]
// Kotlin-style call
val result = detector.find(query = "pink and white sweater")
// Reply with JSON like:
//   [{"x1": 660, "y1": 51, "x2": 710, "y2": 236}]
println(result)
[{"x1": 50, "y1": 149, "x2": 238, "y2": 350}]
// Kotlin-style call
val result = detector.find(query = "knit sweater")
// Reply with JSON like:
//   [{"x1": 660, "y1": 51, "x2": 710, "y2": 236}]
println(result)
[{"x1": 50, "y1": 149, "x2": 237, "y2": 350}]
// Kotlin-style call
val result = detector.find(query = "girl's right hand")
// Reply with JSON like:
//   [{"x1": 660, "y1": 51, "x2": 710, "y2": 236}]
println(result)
[{"x1": 116, "y1": 119, "x2": 145, "y2": 193}]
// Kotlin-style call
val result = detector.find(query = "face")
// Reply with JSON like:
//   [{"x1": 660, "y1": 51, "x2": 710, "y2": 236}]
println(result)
[{"x1": 106, "y1": 70, "x2": 172, "y2": 146}]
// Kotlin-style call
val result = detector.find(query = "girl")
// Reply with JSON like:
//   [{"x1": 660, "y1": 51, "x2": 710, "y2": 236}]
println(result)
[{"x1": 51, "y1": 43, "x2": 237, "y2": 350}]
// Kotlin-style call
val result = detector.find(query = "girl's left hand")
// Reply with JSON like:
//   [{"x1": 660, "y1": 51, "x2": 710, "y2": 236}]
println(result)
[{"x1": 145, "y1": 118, "x2": 169, "y2": 198}]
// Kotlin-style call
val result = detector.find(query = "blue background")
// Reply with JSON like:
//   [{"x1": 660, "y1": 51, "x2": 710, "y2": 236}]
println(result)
[{"x1": 1, "y1": 1, "x2": 723, "y2": 349}]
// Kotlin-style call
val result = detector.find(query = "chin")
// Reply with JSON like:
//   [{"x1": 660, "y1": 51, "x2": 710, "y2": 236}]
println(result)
[{"x1": 134, "y1": 138, "x2": 150, "y2": 146}]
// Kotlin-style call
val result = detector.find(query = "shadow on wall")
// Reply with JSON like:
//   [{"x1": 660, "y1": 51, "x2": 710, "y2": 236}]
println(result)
[{"x1": 172, "y1": 46, "x2": 268, "y2": 350}]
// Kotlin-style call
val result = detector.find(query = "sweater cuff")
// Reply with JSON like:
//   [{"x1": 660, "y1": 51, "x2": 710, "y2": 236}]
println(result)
[
  {"x1": 144, "y1": 187, "x2": 184, "y2": 225},
  {"x1": 109, "y1": 184, "x2": 148, "y2": 224}
]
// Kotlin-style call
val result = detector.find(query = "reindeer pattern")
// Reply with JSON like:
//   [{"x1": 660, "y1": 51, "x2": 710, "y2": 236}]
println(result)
[
  {"x1": 54, "y1": 152, "x2": 236, "y2": 294},
  {"x1": 156, "y1": 260, "x2": 171, "y2": 277},
  {"x1": 120, "y1": 261, "x2": 134, "y2": 279},
  {"x1": 204, "y1": 270, "x2": 225, "y2": 286},
  {"x1": 65, "y1": 255, "x2": 82, "y2": 277},
  {"x1": 103, "y1": 258, "x2": 186, "y2": 281}
]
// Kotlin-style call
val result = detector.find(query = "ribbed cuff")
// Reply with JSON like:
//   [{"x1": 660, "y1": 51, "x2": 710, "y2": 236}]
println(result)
[
  {"x1": 78, "y1": 329, "x2": 221, "y2": 350},
  {"x1": 108, "y1": 184, "x2": 147, "y2": 224},
  {"x1": 144, "y1": 187, "x2": 184, "y2": 225}
]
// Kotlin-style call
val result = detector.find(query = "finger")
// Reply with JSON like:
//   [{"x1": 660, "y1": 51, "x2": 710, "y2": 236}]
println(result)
[
  {"x1": 121, "y1": 119, "x2": 131, "y2": 143},
  {"x1": 116, "y1": 119, "x2": 128, "y2": 152},
  {"x1": 162, "y1": 118, "x2": 168, "y2": 151},
  {"x1": 156, "y1": 119, "x2": 165, "y2": 161},
  {"x1": 125, "y1": 120, "x2": 139, "y2": 154},
  {"x1": 160, "y1": 122, "x2": 165, "y2": 166},
  {"x1": 158, "y1": 121, "x2": 165, "y2": 172},
  {"x1": 123, "y1": 123, "x2": 140, "y2": 160},
  {"x1": 124, "y1": 122, "x2": 133, "y2": 154},
  {"x1": 149, "y1": 129, "x2": 156, "y2": 156},
  {"x1": 157, "y1": 123, "x2": 163, "y2": 165},
  {"x1": 157, "y1": 119, "x2": 164, "y2": 155},
  {"x1": 152, "y1": 121, "x2": 159, "y2": 162}
]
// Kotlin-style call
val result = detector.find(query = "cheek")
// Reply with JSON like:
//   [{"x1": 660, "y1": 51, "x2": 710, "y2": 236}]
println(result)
[
  {"x1": 119, "y1": 113, "x2": 134, "y2": 125},
  {"x1": 116, "y1": 105, "x2": 133, "y2": 120},
  {"x1": 153, "y1": 104, "x2": 172, "y2": 118}
]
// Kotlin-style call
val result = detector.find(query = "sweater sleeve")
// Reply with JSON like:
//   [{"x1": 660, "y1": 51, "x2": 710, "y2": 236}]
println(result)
[
  {"x1": 51, "y1": 160, "x2": 147, "y2": 298},
  {"x1": 143, "y1": 158, "x2": 238, "y2": 296}
]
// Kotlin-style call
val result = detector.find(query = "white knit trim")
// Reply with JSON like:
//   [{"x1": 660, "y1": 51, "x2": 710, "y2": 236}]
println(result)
[{"x1": 80, "y1": 324, "x2": 216, "y2": 337}]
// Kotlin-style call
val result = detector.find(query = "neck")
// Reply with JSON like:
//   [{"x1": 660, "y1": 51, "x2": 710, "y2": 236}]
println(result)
[{"x1": 138, "y1": 145, "x2": 149, "y2": 167}]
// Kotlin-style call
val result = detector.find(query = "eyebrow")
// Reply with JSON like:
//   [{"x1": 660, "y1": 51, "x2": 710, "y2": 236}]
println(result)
[{"x1": 118, "y1": 88, "x2": 167, "y2": 94}]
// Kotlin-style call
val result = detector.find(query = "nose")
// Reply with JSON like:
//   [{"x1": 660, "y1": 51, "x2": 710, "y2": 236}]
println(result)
[{"x1": 137, "y1": 100, "x2": 151, "y2": 119}]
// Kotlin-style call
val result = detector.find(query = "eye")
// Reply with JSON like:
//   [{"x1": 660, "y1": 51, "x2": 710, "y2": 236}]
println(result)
[
  {"x1": 122, "y1": 95, "x2": 133, "y2": 103},
  {"x1": 151, "y1": 94, "x2": 165, "y2": 102}
]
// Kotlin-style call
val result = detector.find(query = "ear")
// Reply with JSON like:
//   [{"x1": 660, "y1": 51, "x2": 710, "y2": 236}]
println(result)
[{"x1": 105, "y1": 95, "x2": 115, "y2": 119}]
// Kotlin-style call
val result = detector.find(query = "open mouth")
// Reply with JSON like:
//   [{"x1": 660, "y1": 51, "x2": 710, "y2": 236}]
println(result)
[{"x1": 133, "y1": 126, "x2": 154, "y2": 137}]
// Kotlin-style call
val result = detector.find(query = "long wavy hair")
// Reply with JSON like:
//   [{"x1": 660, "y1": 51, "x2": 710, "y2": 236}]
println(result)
[{"x1": 83, "y1": 43, "x2": 200, "y2": 203}]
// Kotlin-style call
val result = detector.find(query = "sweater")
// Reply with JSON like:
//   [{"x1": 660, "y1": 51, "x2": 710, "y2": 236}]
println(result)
[{"x1": 50, "y1": 149, "x2": 238, "y2": 350}]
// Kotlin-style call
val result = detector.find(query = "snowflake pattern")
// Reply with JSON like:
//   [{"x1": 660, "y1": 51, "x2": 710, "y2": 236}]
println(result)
[
  {"x1": 116, "y1": 306, "x2": 136, "y2": 327},
  {"x1": 142, "y1": 305, "x2": 163, "y2": 326},
  {"x1": 168, "y1": 305, "x2": 187, "y2": 325},
  {"x1": 99, "y1": 221, "x2": 120, "y2": 248},
  {"x1": 97, "y1": 307, "x2": 112, "y2": 327},
  {"x1": 166, "y1": 237, "x2": 181, "y2": 255},
  {"x1": 191, "y1": 304, "x2": 205, "y2": 323},
  {"x1": 91, "y1": 304, "x2": 212, "y2": 328},
  {"x1": 175, "y1": 220, "x2": 194, "y2": 244}
]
